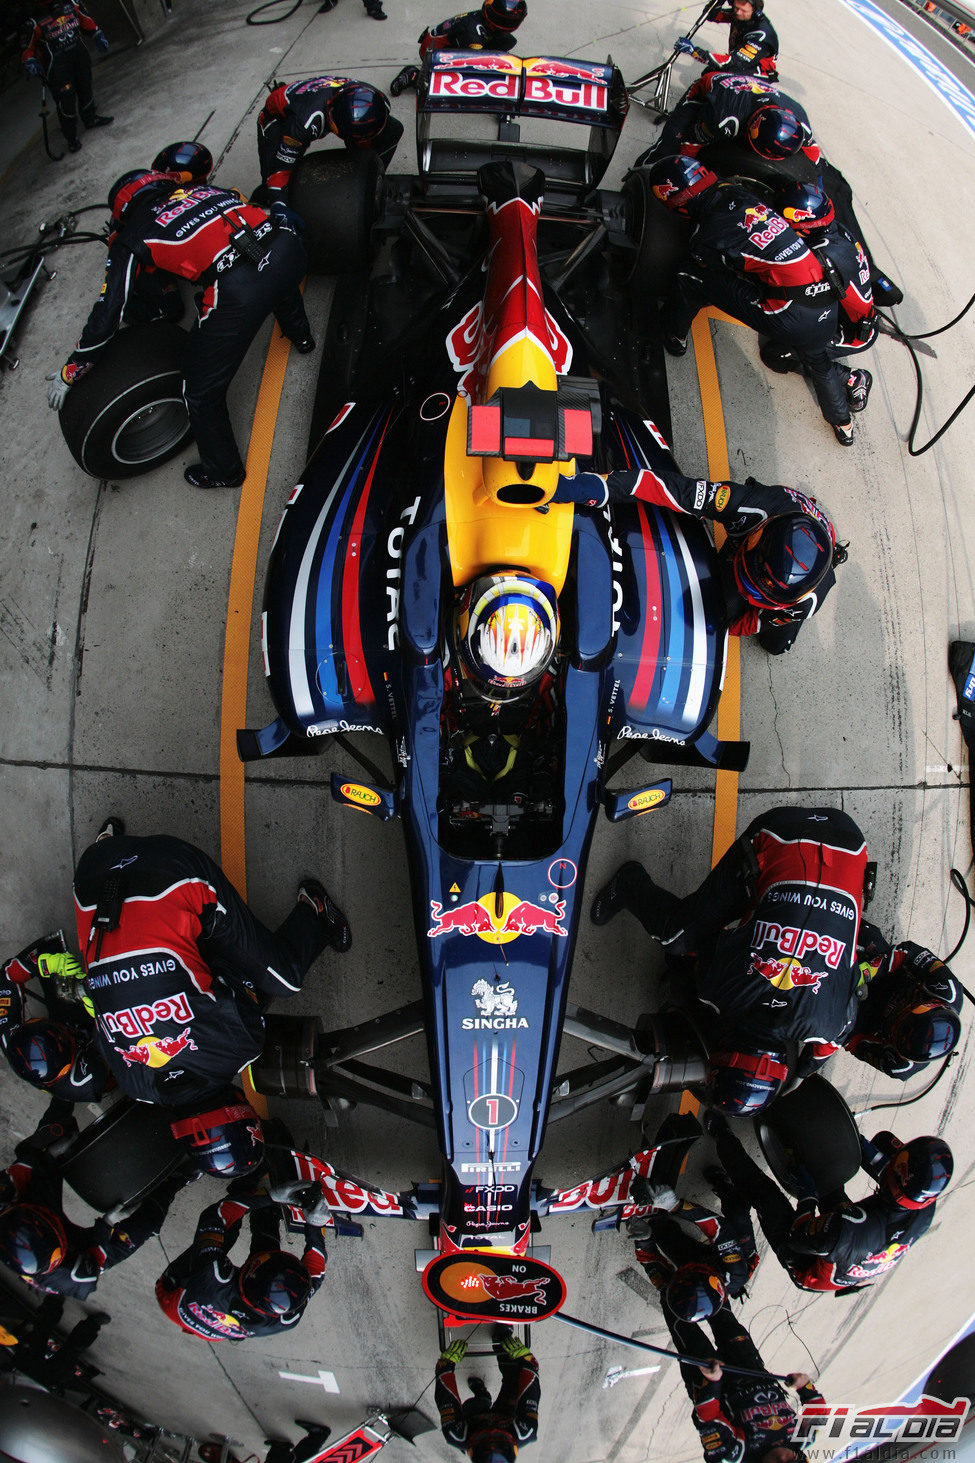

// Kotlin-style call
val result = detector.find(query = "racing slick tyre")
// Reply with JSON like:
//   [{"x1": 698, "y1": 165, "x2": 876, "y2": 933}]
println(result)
[
  {"x1": 697, "y1": 141, "x2": 815, "y2": 192},
  {"x1": 58, "y1": 1098, "x2": 186, "y2": 1212},
  {"x1": 58, "y1": 322, "x2": 192, "y2": 480},
  {"x1": 290, "y1": 149, "x2": 382, "y2": 275},
  {"x1": 755, "y1": 1074, "x2": 862, "y2": 1199},
  {"x1": 620, "y1": 167, "x2": 690, "y2": 292}
]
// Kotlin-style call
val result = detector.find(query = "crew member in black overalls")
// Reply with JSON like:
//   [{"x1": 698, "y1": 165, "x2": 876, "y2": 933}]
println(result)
[
  {"x1": 47, "y1": 171, "x2": 317, "y2": 488},
  {"x1": 676, "y1": 0, "x2": 779, "y2": 81},
  {"x1": 21, "y1": 0, "x2": 112, "y2": 153},
  {"x1": 256, "y1": 77, "x2": 403, "y2": 211},
  {"x1": 436, "y1": 1325, "x2": 540, "y2": 1461},
  {"x1": 391, "y1": 0, "x2": 527, "y2": 96},
  {"x1": 0, "y1": 1104, "x2": 189, "y2": 1299},
  {"x1": 0, "y1": 937, "x2": 110, "y2": 1102},
  {"x1": 551, "y1": 466, "x2": 843, "y2": 653},
  {"x1": 156, "y1": 1183, "x2": 327, "y2": 1341}
]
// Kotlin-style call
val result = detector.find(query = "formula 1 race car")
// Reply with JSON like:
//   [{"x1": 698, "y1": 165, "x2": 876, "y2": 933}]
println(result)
[{"x1": 237, "y1": 50, "x2": 749, "y2": 1301}]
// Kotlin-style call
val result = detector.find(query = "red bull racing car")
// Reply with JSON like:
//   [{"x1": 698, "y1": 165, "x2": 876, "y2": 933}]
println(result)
[{"x1": 241, "y1": 50, "x2": 748, "y2": 1302}]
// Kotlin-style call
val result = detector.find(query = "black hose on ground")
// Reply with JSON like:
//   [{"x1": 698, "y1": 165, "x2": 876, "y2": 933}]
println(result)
[{"x1": 877, "y1": 288, "x2": 975, "y2": 455}]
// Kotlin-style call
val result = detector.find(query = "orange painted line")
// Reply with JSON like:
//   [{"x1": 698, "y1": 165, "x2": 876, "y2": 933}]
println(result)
[
  {"x1": 690, "y1": 310, "x2": 741, "y2": 868},
  {"x1": 219, "y1": 324, "x2": 294, "y2": 901}
]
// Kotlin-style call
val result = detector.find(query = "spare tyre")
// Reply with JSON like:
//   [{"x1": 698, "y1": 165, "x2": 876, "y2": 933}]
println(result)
[
  {"x1": 621, "y1": 167, "x2": 690, "y2": 293},
  {"x1": 59, "y1": 321, "x2": 192, "y2": 479},
  {"x1": 755, "y1": 1073, "x2": 862, "y2": 1199},
  {"x1": 290, "y1": 148, "x2": 382, "y2": 275}
]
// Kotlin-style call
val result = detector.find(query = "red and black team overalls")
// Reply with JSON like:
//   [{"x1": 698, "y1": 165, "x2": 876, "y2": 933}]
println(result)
[
  {"x1": 73, "y1": 833, "x2": 327, "y2": 1107},
  {"x1": 703, "y1": 6, "x2": 779, "y2": 79},
  {"x1": 257, "y1": 77, "x2": 402, "y2": 203},
  {"x1": 21, "y1": 2, "x2": 102, "y2": 146},
  {"x1": 64, "y1": 189, "x2": 312, "y2": 481}
]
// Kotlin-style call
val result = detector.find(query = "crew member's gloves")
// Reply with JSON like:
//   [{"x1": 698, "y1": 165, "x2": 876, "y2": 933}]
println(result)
[
  {"x1": 46, "y1": 367, "x2": 73, "y2": 410},
  {"x1": 269, "y1": 1177, "x2": 331, "y2": 1226},
  {"x1": 37, "y1": 951, "x2": 85, "y2": 982},
  {"x1": 94, "y1": 30, "x2": 110, "y2": 52},
  {"x1": 496, "y1": 1332, "x2": 532, "y2": 1361},
  {"x1": 550, "y1": 470, "x2": 609, "y2": 508},
  {"x1": 676, "y1": 36, "x2": 709, "y2": 62},
  {"x1": 440, "y1": 1339, "x2": 468, "y2": 1365},
  {"x1": 270, "y1": 200, "x2": 306, "y2": 232},
  {"x1": 25, "y1": 59, "x2": 44, "y2": 79}
]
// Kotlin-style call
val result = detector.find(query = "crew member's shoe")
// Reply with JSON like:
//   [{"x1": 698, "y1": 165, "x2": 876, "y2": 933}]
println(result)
[
  {"x1": 390, "y1": 65, "x2": 420, "y2": 96},
  {"x1": 832, "y1": 421, "x2": 854, "y2": 447},
  {"x1": 67, "y1": 138, "x2": 82, "y2": 153},
  {"x1": 846, "y1": 368, "x2": 872, "y2": 412},
  {"x1": 298, "y1": 878, "x2": 352, "y2": 953},
  {"x1": 292, "y1": 335, "x2": 316, "y2": 354},
  {"x1": 590, "y1": 860, "x2": 645, "y2": 927},
  {"x1": 96, "y1": 816, "x2": 125, "y2": 841},
  {"x1": 364, "y1": 0, "x2": 387, "y2": 16},
  {"x1": 662, "y1": 333, "x2": 688, "y2": 358},
  {"x1": 90, "y1": 115, "x2": 113, "y2": 126},
  {"x1": 184, "y1": 463, "x2": 246, "y2": 489}
]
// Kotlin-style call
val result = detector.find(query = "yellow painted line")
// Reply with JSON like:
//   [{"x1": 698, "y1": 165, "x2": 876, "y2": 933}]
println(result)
[
  {"x1": 690, "y1": 309, "x2": 742, "y2": 867},
  {"x1": 219, "y1": 324, "x2": 294, "y2": 901}
]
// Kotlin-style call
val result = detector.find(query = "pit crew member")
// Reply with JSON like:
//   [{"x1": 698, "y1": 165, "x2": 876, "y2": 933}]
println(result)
[
  {"x1": 21, "y1": 0, "x2": 112, "y2": 154},
  {"x1": 72, "y1": 823, "x2": 350, "y2": 1111},
  {"x1": 391, "y1": 0, "x2": 527, "y2": 96},
  {"x1": 47, "y1": 169, "x2": 316, "y2": 490},
  {"x1": 0, "y1": 937, "x2": 110, "y2": 1102},
  {"x1": 640, "y1": 72, "x2": 819, "y2": 168},
  {"x1": 644, "y1": 156, "x2": 870, "y2": 445},
  {"x1": 677, "y1": 0, "x2": 779, "y2": 81},
  {"x1": 156, "y1": 1182, "x2": 326, "y2": 1340},
  {"x1": 847, "y1": 937, "x2": 963, "y2": 1079},
  {"x1": 256, "y1": 76, "x2": 403, "y2": 210},
  {"x1": 554, "y1": 466, "x2": 843, "y2": 654},
  {"x1": 436, "y1": 1324, "x2": 540, "y2": 1459},
  {"x1": 591, "y1": 806, "x2": 871, "y2": 1110},
  {"x1": 708, "y1": 1117, "x2": 952, "y2": 1293},
  {"x1": 0, "y1": 1103, "x2": 190, "y2": 1299}
]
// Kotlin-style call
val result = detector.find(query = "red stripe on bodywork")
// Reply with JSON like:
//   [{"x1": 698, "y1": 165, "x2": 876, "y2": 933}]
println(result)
[
  {"x1": 629, "y1": 502, "x2": 662, "y2": 712},
  {"x1": 341, "y1": 420, "x2": 390, "y2": 704}
]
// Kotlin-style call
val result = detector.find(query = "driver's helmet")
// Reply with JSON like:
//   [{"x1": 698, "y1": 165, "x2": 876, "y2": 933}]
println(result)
[
  {"x1": 238, "y1": 1250, "x2": 312, "y2": 1317},
  {"x1": 5, "y1": 1019, "x2": 77, "y2": 1090},
  {"x1": 665, "y1": 1261, "x2": 727, "y2": 1323},
  {"x1": 108, "y1": 169, "x2": 177, "y2": 226},
  {"x1": 471, "y1": 1445, "x2": 516, "y2": 1463},
  {"x1": 888, "y1": 1000, "x2": 961, "y2": 1064},
  {"x1": 882, "y1": 1136, "x2": 953, "y2": 1209},
  {"x1": 482, "y1": 0, "x2": 527, "y2": 30},
  {"x1": 455, "y1": 574, "x2": 559, "y2": 704},
  {"x1": 778, "y1": 181, "x2": 834, "y2": 233},
  {"x1": 747, "y1": 105, "x2": 805, "y2": 160},
  {"x1": 328, "y1": 83, "x2": 390, "y2": 143},
  {"x1": 169, "y1": 1101, "x2": 265, "y2": 1177},
  {"x1": 731, "y1": 513, "x2": 834, "y2": 610},
  {"x1": 151, "y1": 141, "x2": 213, "y2": 185},
  {"x1": 645, "y1": 155, "x2": 718, "y2": 215},
  {"x1": 0, "y1": 1203, "x2": 67, "y2": 1277},
  {"x1": 704, "y1": 1045, "x2": 790, "y2": 1115}
]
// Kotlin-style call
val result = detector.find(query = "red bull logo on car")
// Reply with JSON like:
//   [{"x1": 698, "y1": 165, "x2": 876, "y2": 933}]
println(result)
[{"x1": 428, "y1": 892, "x2": 567, "y2": 943}]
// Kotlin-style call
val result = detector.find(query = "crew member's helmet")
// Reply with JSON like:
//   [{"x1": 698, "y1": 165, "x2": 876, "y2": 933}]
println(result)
[
  {"x1": 704, "y1": 1045, "x2": 790, "y2": 1115},
  {"x1": 665, "y1": 1262, "x2": 728, "y2": 1323},
  {"x1": 882, "y1": 1136, "x2": 953, "y2": 1209},
  {"x1": 482, "y1": 0, "x2": 528, "y2": 30},
  {"x1": 471, "y1": 1447, "x2": 517, "y2": 1463},
  {"x1": 151, "y1": 140, "x2": 213, "y2": 185},
  {"x1": 329, "y1": 83, "x2": 390, "y2": 142},
  {"x1": 108, "y1": 169, "x2": 177, "y2": 225},
  {"x1": 0, "y1": 1203, "x2": 67, "y2": 1277},
  {"x1": 747, "y1": 105, "x2": 805, "y2": 160},
  {"x1": 778, "y1": 181, "x2": 835, "y2": 233},
  {"x1": 731, "y1": 513, "x2": 834, "y2": 610},
  {"x1": 888, "y1": 1001, "x2": 962, "y2": 1065},
  {"x1": 169, "y1": 1101, "x2": 265, "y2": 1177},
  {"x1": 645, "y1": 154, "x2": 718, "y2": 215},
  {"x1": 455, "y1": 574, "x2": 559, "y2": 704},
  {"x1": 5, "y1": 1019, "x2": 76, "y2": 1090},
  {"x1": 238, "y1": 1250, "x2": 312, "y2": 1317}
]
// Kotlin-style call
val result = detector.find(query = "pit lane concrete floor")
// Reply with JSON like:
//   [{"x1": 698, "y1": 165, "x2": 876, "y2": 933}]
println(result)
[{"x1": 0, "y1": 0, "x2": 974, "y2": 1458}]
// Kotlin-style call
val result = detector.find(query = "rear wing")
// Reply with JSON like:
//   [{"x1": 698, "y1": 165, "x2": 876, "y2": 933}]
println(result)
[{"x1": 418, "y1": 52, "x2": 629, "y2": 197}]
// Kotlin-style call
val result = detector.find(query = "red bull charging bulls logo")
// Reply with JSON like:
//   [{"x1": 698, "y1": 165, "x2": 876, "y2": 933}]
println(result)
[
  {"x1": 120, "y1": 1026, "x2": 198, "y2": 1067},
  {"x1": 422, "y1": 1251, "x2": 567, "y2": 1322},
  {"x1": 428, "y1": 892, "x2": 567, "y2": 942}
]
